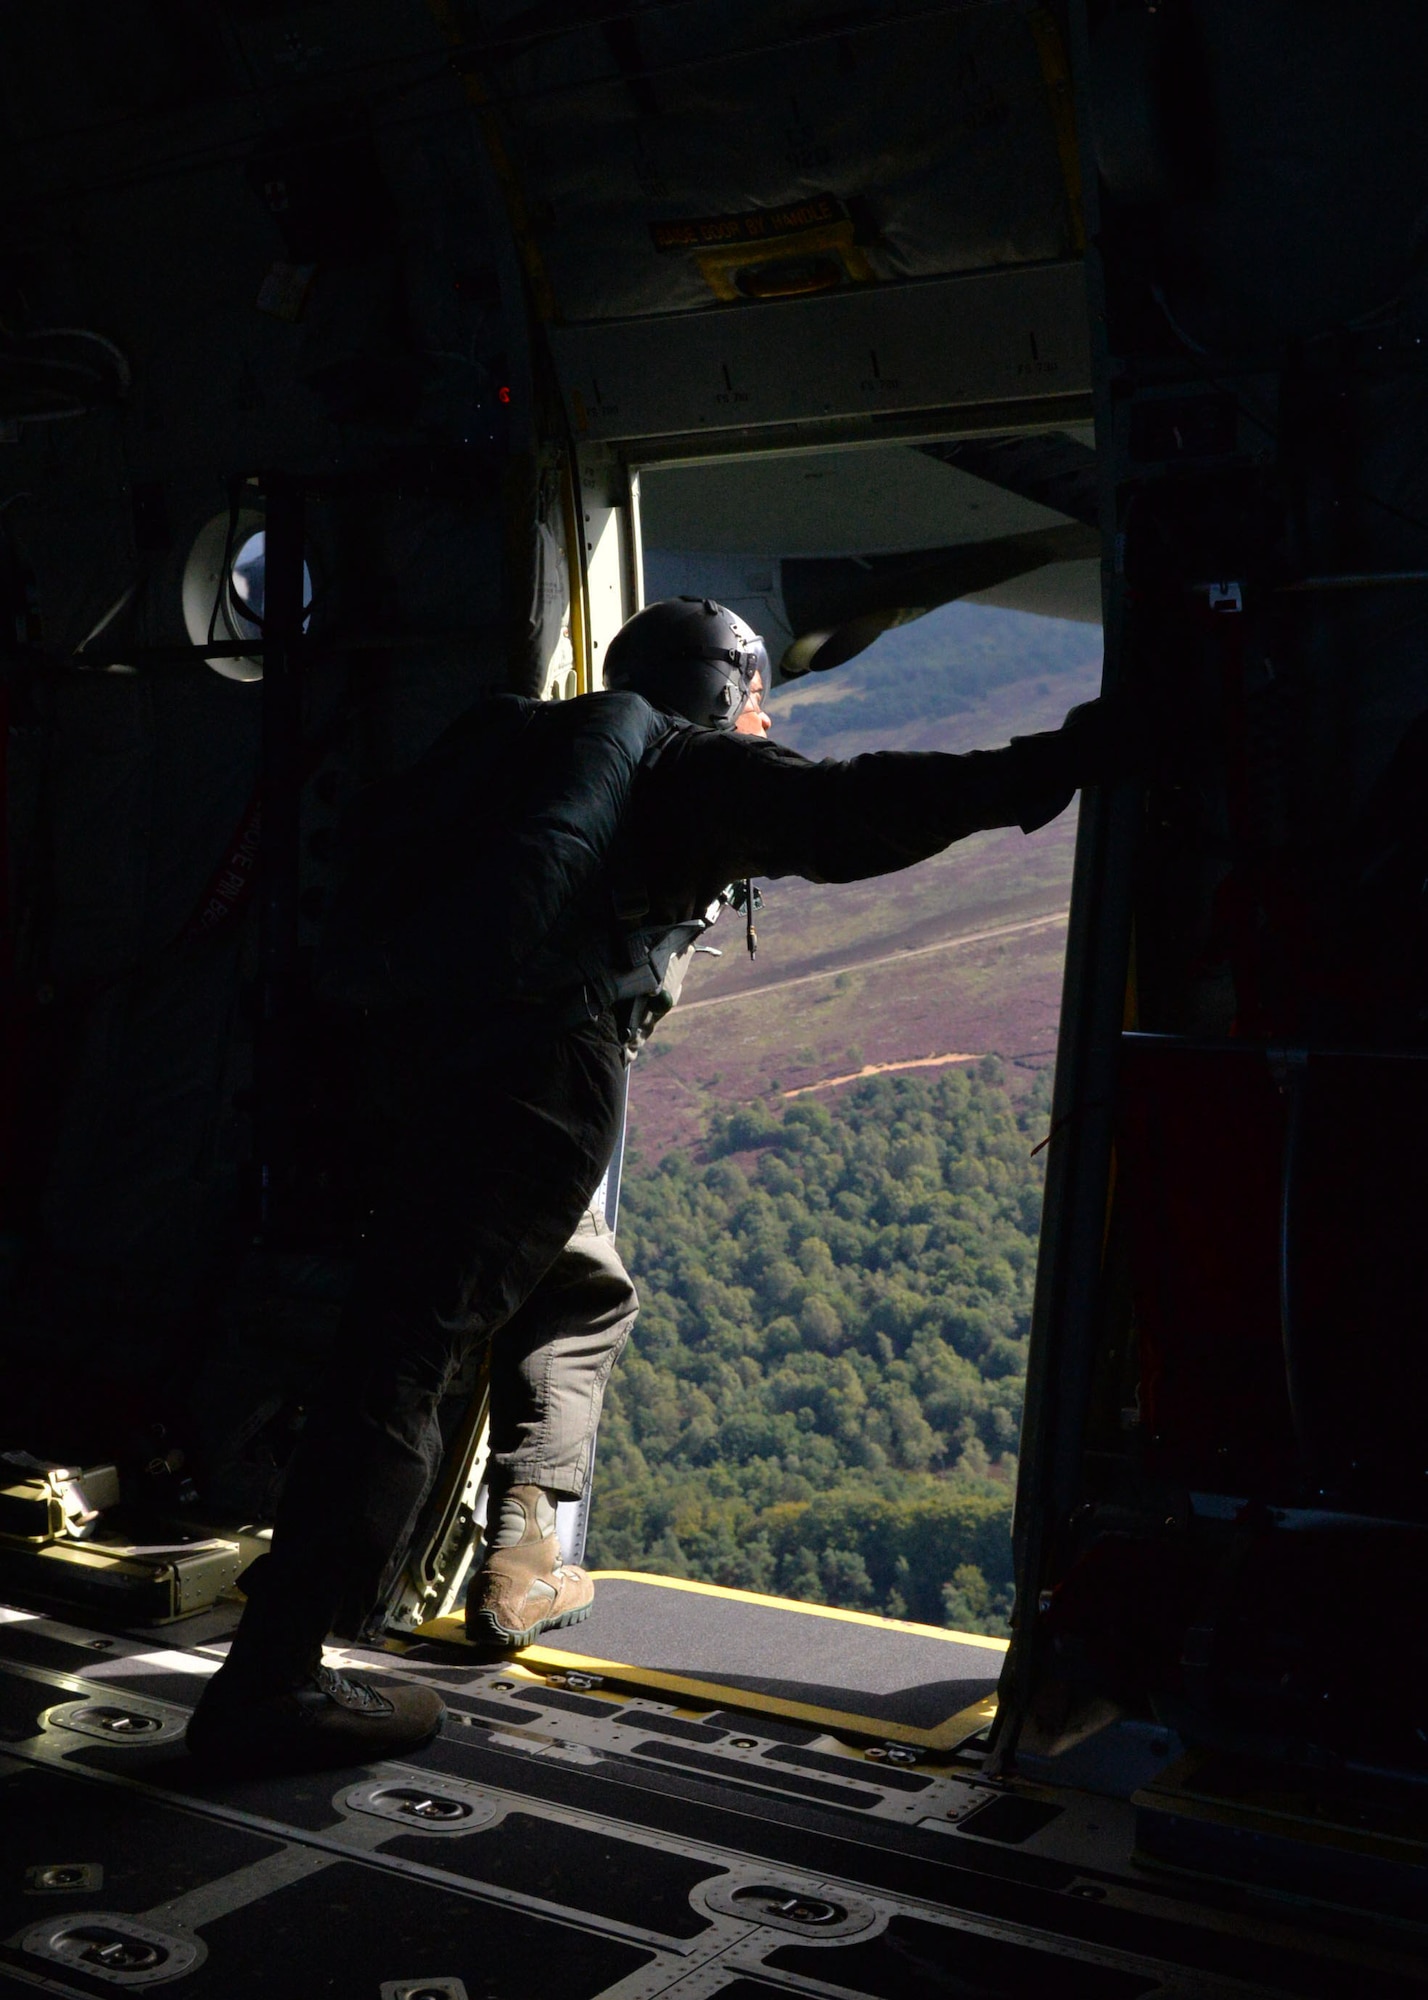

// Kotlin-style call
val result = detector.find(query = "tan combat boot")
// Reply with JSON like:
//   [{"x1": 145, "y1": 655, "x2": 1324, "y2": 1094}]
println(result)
[{"x1": 465, "y1": 1485, "x2": 594, "y2": 1649}]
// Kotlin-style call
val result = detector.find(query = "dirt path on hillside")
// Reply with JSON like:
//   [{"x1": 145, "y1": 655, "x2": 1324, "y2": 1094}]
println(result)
[{"x1": 783, "y1": 1051, "x2": 982, "y2": 1097}]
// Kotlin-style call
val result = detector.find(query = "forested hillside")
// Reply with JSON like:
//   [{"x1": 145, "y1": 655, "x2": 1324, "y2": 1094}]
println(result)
[{"x1": 586, "y1": 1061, "x2": 1053, "y2": 1634}]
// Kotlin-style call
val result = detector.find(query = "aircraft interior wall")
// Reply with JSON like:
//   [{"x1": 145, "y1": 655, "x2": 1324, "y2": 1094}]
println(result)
[
  {"x1": 0, "y1": 5, "x2": 539, "y2": 1496},
  {"x1": 1010, "y1": 0, "x2": 1428, "y2": 1802},
  {"x1": 464, "y1": 0, "x2": 1080, "y2": 324},
  {"x1": 2, "y1": 2, "x2": 1428, "y2": 1972}
]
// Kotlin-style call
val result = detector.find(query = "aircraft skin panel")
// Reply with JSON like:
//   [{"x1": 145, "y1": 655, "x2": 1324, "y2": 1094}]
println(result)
[
  {"x1": 966, "y1": 556, "x2": 1102, "y2": 624},
  {"x1": 550, "y1": 263, "x2": 1092, "y2": 444},
  {"x1": 1, "y1": 1599, "x2": 1412, "y2": 2000},
  {"x1": 618, "y1": 421, "x2": 1106, "y2": 688},
  {"x1": 639, "y1": 446, "x2": 1077, "y2": 560}
]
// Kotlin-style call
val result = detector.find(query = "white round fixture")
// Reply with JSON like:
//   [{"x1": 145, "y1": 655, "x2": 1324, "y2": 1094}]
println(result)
[{"x1": 182, "y1": 511, "x2": 313, "y2": 681}]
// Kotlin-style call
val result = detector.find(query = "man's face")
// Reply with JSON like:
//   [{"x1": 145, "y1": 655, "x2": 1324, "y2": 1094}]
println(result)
[{"x1": 733, "y1": 669, "x2": 772, "y2": 737}]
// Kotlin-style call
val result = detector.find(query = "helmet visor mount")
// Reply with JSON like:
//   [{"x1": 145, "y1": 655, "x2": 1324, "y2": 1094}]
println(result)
[{"x1": 707, "y1": 637, "x2": 768, "y2": 726}]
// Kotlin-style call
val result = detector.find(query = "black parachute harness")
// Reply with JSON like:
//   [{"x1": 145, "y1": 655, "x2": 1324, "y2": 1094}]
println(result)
[
  {"x1": 602, "y1": 597, "x2": 771, "y2": 960},
  {"x1": 581, "y1": 875, "x2": 765, "y2": 1054}
]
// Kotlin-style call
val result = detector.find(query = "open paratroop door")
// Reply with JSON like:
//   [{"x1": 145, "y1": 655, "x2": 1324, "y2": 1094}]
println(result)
[{"x1": 386, "y1": 0, "x2": 1105, "y2": 1630}]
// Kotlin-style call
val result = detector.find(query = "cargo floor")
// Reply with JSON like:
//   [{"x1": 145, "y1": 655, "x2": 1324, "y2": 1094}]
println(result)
[
  {"x1": 0, "y1": 1600, "x2": 1423, "y2": 1999},
  {"x1": 422, "y1": 1571, "x2": 1005, "y2": 1749}
]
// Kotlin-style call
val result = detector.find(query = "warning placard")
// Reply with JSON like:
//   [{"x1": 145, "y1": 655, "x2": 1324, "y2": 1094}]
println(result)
[{"x1": 650, "y1": 194, "x2": 848, "y2": 253}]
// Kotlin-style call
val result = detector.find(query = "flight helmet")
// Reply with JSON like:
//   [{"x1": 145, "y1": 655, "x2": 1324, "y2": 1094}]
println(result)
[{"x1": 603, "y1": 597, "x2": 769, "y2": 730}]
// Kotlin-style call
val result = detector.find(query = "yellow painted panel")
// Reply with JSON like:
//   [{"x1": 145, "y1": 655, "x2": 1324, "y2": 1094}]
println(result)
[{"x1": 417, "y1": 1571, "x2": 1004, "y2": 1751}]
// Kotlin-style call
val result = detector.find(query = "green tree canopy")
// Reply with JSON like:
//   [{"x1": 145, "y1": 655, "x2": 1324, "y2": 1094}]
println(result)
[{"x1": 587, "y1": 1061, "x2": 1053, "y2": 1635}]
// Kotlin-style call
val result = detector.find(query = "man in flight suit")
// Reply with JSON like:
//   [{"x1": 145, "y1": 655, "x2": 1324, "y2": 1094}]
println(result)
[{"x1": 188, "y1": 597, "x2": 1117, "y2": 1770}]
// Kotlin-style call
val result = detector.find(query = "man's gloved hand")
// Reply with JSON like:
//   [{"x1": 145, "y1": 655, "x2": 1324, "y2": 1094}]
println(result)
[
  {"x1": 1009, "y1": 690, "x2": 1146, "y2": 833},
  {"x1": 1059, "y1": 690, "x2": 1146, "y2": 789}
]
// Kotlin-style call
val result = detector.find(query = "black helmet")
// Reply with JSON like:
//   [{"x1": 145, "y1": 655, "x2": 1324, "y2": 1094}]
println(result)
[{"x1": 603, "y1": 597, "x2": 769, "y2": 730}]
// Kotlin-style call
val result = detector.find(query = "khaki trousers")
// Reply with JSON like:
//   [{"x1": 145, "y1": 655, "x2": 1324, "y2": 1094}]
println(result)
[{"x1": 487, "y1": 1201, "x2": 639, "y2": 1498}]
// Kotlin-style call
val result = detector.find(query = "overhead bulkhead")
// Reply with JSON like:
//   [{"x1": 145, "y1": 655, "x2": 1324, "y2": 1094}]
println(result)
[{"x1": 450, "y1": 0, "x2": 1099, "y2": 678}]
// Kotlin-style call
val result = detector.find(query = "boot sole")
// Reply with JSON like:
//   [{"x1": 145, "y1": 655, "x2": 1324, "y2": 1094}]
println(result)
[
  {"x1": 464, "y1": 1598, "x2": 592, "y2": 1652},
  {"x1": 186, "y1": 1686, "x2": 445, "y2": 1775},
  {"x1": 186, "y1": 1709, "x2": 444, "y2": 1775}
]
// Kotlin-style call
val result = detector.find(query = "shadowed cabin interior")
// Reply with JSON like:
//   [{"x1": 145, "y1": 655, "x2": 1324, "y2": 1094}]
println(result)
[{"x1": 2, "y1": 5, "x2": 1428, "y2": 1994}]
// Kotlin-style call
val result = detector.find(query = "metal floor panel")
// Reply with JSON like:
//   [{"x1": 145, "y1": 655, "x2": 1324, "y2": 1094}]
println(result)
[
  {"x1": 422, "y1": 1573, "x2": 1005, "y2": 1749},
  {"x1": 1, "y1": 1603, "x2": 1425, "y2": 2000}
]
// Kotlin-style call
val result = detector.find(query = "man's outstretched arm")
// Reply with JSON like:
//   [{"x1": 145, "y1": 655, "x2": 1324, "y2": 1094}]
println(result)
[{"x1": 640, "y1": 698, "x2": 1125, "y2": 889}]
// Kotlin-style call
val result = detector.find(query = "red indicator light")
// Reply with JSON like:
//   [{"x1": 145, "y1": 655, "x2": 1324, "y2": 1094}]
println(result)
[{"x1": 498, "y1": 385, "x2": 511, "y2": 404}]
